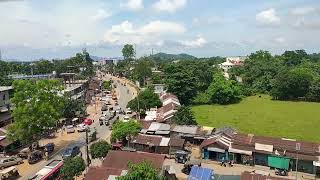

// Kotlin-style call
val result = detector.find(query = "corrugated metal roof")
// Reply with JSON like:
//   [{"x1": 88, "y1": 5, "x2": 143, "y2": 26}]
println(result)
[
  {"x1": 188, "y1": 166, "x2": 213, "y2": 180},
  {"x1": 172, "y1": 125, "x2": 198, "y2": 134},
  {"x1": 160, "y1": 137, "x2": 170, "y2": 146}
]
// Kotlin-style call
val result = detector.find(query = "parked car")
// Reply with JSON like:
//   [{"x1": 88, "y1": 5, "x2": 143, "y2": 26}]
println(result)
[
  {"x1": 66, "y1": 125, "x2": 75, "y2": 133},
  {"x1": 0, "y1": 157, "x2": 23, "y2": 170},
  {"x1": 126, "y1": 108, "x2": 132, "y2": 114},
  {"x1": 123, "y1": 116, "x2": 130, "y2": 122},
  {"x1": 62, "y1": 145, "x2": 81, "y2": 159},
  {"x1": 43, "y1": 143, "x2": 55, "y2": 154},
  {"x1": 101, "y1": 104, "x2": 108, "y2": 111},
  {"x1": 83, "y1": 118, "x2": 93, "y2": 125},
  {"x1": 18, "y1": 148, "x2": 31, "y2": 159},
  {"x1": 28, "y1": 150, "x2": 43, "y2": 164},
  {"x1": 77, "y1": 123, "x2": 89, "y2": 132}
]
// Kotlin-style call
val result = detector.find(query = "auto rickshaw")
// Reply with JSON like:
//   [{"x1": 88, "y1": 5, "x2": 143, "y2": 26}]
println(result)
[
  {"x1": 0, "y1": 166, "x2": 20, "y2": 180},
  {"x1": 175, "y1": 150, "x2": 189, "y2": 164}
]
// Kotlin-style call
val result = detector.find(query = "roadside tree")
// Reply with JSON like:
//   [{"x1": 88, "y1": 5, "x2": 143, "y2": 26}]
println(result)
[
  {"x1": 8, "y1": 80, "x2": 64, "y2": 144},
  {"x1": 127, "y1": 88, "x2": 162, "y2": 112},
  {"x1": 60, "y1": 157, "x2": 85, "y2": 180},
  {"x1": 90, "y1": 140, "x2": 111, "y2": 159},
  {"x1": 117, "y1": 161, "x2": 163, "y2": 180},
  {"x1": 111, "y1": 120, "x2": 140, "y2": 143}
]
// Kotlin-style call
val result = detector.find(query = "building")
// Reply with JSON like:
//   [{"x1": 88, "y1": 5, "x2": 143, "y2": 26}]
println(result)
[
  {"x1": 240, "y1": 171, "x2": 291, "y2": 180},
  {"x1": 156, "y1": 93, "x2": 181, "y2": 123},
  {"x1": 188, "y1": 166, "x2": 214, "y2": 180},
  {"x1": 140, "y1": 122, "x2": 171, "y2": 136},
  {"x1": 130, "y1": 134, "x2": 185, "y2": 155},
  {"x1": 8, "y1": 73, "x2": 56, "y2": 80},
  {"x1": 170, "y1": 125, "x2": 215, "y2": 144},
  {"x1": 84, "y1": 151, "x2": 165, "y2": 180},
  {"x1": 0, "y1": 86, "x2": 13, "y2": 126},
  {"x1": 217, "y1": 56, "x2": 246, "y2": 79},
  {"x1": 200, "y1": 132, "x2": 320, "y2": 175}
]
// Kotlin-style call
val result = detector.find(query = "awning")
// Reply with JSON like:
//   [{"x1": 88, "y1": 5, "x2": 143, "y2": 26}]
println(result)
[
  {"x1": 207, "y1": 147, "x2": 225, "y2": 153},
  {"x1": 229, "y1": 147, "x2": 252, "y2": 155},
  {"x1": 255, "y1": 143, "x2": 273, "y2": 153}
]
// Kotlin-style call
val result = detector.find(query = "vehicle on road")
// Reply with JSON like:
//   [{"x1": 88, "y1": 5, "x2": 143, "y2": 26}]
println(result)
[
  {"x1": 99, "y1": 116, "x2": 106, "y2": 126},
  {"x1": 123, "y1": 116, "x2": 130, "y2": 122},
  {"x1": 62, "y1": 145, "x2": 81, "y2": 159},
  {"x1": 77, "y1": 123, "x2": 89, "y2": 132},
  {"x1": 126, "y1": 108, "x2": 132, "y2": 114},
  {"x1": 43, "y1": 143, "x2": 55, "y2": 154},
  {"x1": 66, "y1": 125, "x2": 75, "y2": 133},
  {"x1": 0, "y1": 166, "x2": 20, "y2": 180},
  {"x1": 0, "y1": 157, "x2": 23, "y2": 170},
  {"x1": 83, "y1": 118, "x2": 93, "y2": 125},
  {"x1": 29, "y1": 159, "x2": 63, "y2": 180},
  {"x1": 175, "y1": 150, "x2": 190, "y2": 164},
  {"x1": 101, "y1": 104, "x2": 108, "y2": 111},
  {"x1": 28, "y1": 150, "x2": 43, "y2": 164}
]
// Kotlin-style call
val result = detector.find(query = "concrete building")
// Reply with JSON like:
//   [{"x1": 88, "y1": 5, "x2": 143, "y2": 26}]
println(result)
[
  {"x1": 0, "y1": 86, "x2": 13, "y2": 126},
  {"x1": 218, "y1": 56, "x2": 246, "y2": 79}
]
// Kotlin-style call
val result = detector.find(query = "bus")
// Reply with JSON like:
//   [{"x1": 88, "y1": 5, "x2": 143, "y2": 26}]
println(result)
[{"x1": 29, "y1": 160, "x2": 63, "y2": 180}]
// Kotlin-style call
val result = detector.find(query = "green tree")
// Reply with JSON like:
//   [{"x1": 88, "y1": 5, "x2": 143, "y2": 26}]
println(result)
[
  {"x1": 122, "y1": 44, "x2": 135, "y2": 60},
  {"x1": 102, "y1": 80, "x2": 111, "y2": 90},
  {"x1": 90, "y1": 140, "x2": 111, "y2": 159},
  {"x1": 127, "y1": 88, "x2": 162, "y2": 112},
  {"x1": 172, "y1": 105, "x2": 197, "y2": 125},
  {"x1": 206, "y1": 72, "x2": 242, "y2": 105},
  {"x1": 62, "y1": 98, "x2": 86, "y2": 119},
  {"x1": 282, "y1": 49, "x2": 308, "y2": 66},
  {"x1": 111, "y1": 120, "x2": 141, "y2": 142},
  {"x1": 117, "y1": 161, "x2": 163, "y2": 180},
  {"x1": 8, "y1": 80, "x2": 64, "y2": 143},
  {"x1": 271, "y1": 68, "x2": 314, "y2": 100},
  {"x1": 133, "y1": 58, "x2": 153, "y2": 86},
  {"x1": 61, "y1": 157, "x2": 85, "y2": 180},
  {"x1": 307, "y1": 78, "x2": 320, "y2": 101}
]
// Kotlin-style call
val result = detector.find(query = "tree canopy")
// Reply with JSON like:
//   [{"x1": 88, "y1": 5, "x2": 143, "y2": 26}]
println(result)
[
  {"x1": 60, "y1": 157, "x2": 85, "y2": 180},
  {"x1": 90, "y1": 140, "x2": 111, "y2": 159},
  {"x1": 117, "y1": 161, "x2": 163, "y2": 180},
  {"x1": 122, "y1": 44, "x2": 135, "y2": 60},
  {"x1": 111, "y1": 120, "x2": 141, "y2": 142},
  {"x1": 127, "y1": 88, "x2": 162, "y2": 112},
  {"x1": 8, "y1": 80, "x2": 64, "y2": 143},
  {"x1": 172, "y1": 105, "x2": 197, "y2": 125}
]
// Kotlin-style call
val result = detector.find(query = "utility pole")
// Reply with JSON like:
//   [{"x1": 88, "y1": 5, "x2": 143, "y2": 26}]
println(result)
[
  {"x1": 296, "y1": 143, "x2": 300, "y2": 180},
  {"x1": 85, "y1": 129, "x2": 91, "y2": 167}
]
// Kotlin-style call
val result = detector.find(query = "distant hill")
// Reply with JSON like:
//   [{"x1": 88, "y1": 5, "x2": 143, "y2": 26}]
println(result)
[
  {"x1": 90, "y1": 55, "x2": 104, "y2": 61},
  {"x1": 149, "y1": 52, "x2": 196, "y2": 60}
]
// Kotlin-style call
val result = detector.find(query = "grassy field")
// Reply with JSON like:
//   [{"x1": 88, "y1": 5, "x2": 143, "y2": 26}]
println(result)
[{"x1": 192, "y1": 95, "x2": 320, "y2": 143}]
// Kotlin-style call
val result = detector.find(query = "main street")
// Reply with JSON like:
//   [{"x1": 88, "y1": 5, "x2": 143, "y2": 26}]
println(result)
[{"x1": 19, "y1": 73, "x2": 137, "y2": 180}]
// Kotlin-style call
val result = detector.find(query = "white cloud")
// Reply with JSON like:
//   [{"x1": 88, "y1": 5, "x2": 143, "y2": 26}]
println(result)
[
  {"x1": 180, "y1": 35, "x2": 206, "y2": 48},
  {"x1": 274, "y1": 37, "x2": 285, "y2": 44},
  {"x1": 256, "y1": 8, "x2": 280, "y2": 26},
  {"x1": 104, "y1": 20, "x2": 186, "y2": 44},
  {"x1": 290, "y1": 7, "x2": 316, "y2": 16},
  {"x1": 152, "y1": 0, "x2": 186, "y2": 13},
  {"x1": 91, "y1": 9, "x2": 112, "y2": 21},
  {"x1": 121, "y1": 0, "x2": 144, "y2": 11}
]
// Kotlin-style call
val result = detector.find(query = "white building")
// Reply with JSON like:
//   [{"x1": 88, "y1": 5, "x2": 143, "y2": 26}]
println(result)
[{"x1": 218, "y1": 56, "x2": 246, "y2": 79}]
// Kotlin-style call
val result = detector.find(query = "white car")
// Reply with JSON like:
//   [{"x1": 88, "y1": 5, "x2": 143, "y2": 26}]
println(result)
[
  {"x1": 66, "y1": 125, "x2": 75, "y2": 133},
  {"x1": 123, "y1": 115, "x2": 130, "y2": 122},
  {"x1": 77, "y1": 123, "x2": 88, "y2": 132},
  {"x1": 126, "y1": 108, "x2": 132, "y2": 114}
]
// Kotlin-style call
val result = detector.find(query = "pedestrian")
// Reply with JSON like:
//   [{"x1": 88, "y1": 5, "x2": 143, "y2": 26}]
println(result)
[{"x1": 45, "y1": 151, "x2": 49, "y2": 161}]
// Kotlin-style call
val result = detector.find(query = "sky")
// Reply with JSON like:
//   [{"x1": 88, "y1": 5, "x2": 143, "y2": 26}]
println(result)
[{"x1": 1, "y1": 0, "x2": 320, "y2": 60}]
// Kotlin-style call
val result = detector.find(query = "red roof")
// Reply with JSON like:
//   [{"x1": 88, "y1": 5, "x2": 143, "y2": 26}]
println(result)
[
  {"x1": 84, "y1": 167, "x2": 122, "y2": 180},
  {"x1": 160, "y1": 93, "x2": 178, "y2": 101},
  {"x1": 156, "y1": 102, "x2": 178, "y2": 123},
  {"x1": 102, "y1": 150, "x2": 165, "y2": 170},
  {"x1": 139, "y1": 120, "x2": 153, "y2": 129},
  {"x1": 169, "y1": 138, "x2": 185, "y2": 147}
]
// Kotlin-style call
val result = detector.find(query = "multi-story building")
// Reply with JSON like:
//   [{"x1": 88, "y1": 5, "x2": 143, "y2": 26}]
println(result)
[{"x1": 218, "y1": 56, "x2": 246, "y2": 79}]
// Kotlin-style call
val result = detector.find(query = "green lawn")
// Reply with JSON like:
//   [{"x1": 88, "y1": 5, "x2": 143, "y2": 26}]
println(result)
[{"x1": 192, "y1": 95, "x2": 320, "y2": 143}]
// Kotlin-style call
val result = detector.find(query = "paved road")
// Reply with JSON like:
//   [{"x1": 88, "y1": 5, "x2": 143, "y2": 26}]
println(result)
[{"x1": 20, "y1": 74, "x2": 137, "y2": 179}]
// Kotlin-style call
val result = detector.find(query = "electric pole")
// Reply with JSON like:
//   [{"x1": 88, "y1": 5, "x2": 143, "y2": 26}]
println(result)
[{"x1": 85, "y1": 129, "x2": 91, "y2": 167}]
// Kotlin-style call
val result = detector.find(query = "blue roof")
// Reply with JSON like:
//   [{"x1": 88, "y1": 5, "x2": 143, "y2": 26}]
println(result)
[{"x1": 188, "y1": 166, "x2": 214, "y2": 180}]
